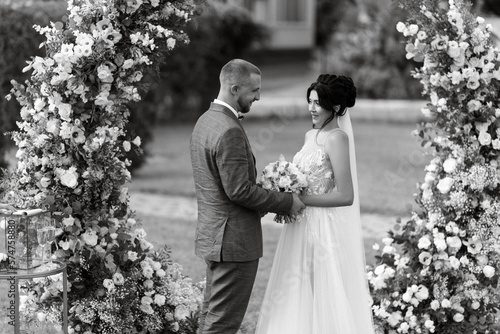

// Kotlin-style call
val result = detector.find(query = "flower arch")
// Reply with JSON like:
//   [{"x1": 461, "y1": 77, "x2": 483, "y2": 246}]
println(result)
[
  {"x1": 368, "y1": 1, "x2": 500, "y2": 333},
  {"x1": 2, "y1": 0, "x2": 203, "y2": 332}
]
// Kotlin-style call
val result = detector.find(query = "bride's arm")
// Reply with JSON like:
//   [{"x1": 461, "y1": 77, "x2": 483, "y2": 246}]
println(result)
[{"x1": 298, "y1": 130, "x2": 354, "y2": 207}]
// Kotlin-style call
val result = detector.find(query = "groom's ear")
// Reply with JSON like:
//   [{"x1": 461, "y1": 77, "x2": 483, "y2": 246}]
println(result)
[{"x1": 230, "y1": 85, "x2": 239, "y2": 95}]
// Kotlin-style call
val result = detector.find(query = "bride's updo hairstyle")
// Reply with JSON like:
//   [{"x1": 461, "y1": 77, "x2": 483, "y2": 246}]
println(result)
[{"x1": 307, "y1": 74, "x2": 356, "y2": 129}]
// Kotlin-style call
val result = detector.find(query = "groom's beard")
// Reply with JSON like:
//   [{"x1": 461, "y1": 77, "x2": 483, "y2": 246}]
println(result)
[{"x1": 237, "y1": 97, "x2": 252, "y2": 114}]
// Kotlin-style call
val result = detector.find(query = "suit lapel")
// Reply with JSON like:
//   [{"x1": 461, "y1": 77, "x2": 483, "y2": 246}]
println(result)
[{"x1": 210, "y1": 103, "x2": 256, "y2": 181}]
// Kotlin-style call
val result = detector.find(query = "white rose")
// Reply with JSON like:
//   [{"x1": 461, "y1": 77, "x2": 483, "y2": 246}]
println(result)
[
  {"x1": 122, "y1": 59, "x2": 134, "y2": 69},
  {"x1": 113, "y1": 272, "x2": 125, "y2": 285},
  {"x1": 123, "y1": 141, "x2": 131, "y2": 152},
  {"x1": 447, "y1": 41, "x2": 461, "y2": 58},
  {"x1": 443, "y1": 158, "x2": 457, "y2": 173},
  {"x1": 103, "y1": 278, "x2": 115, "y2": 292},
  {"x1": 58, "y1": 103, "x2": 72, "y2": 121},
  {"x1": 128, "y1": 251, "x2": 138, "y2": 261},
  {"x1": 37, "y1": 312, "x2": 47, "y2": 322},
  {"x1": 154, "y1": 294, "x2": 166, "y2": 306},
  {"x1": 478, "y1": 130, "x2": 492, "y2": 146},
  {"x1": 396, "y1": 22, "x2": 406, "y2": 33},
  {"x1": 81, "y1": 229, "x2": 98, "y2": 246},
  {"x1": 446, "y1": 236, "x2": 462, "y2": 249},
  {"x1": 430, "y1": 300, "x2": 440, "y2": 310},
  {"x1": 141, "y1": 296, "x2": 153, "y2": 305},
  {"x1": 453, "y1": 313, "x2": 464, "y2": 322},
  {"x1": 437, "y1": 177, "x2": 454, "y2": 194},
  {"x1": 62, "y1": 216, "x2": 75, "y2": 227},
  {"x1": 174, "y1": 305, "x2": 190, "y2": 320},
  {"x1": 449, "y1": 256, "x2": 460, "y2": 269},
  {"x1": 408, "y1": 24, "x2": 419, "y2": 35},
  {"x1": 156, "y1": 268, "x2": 166, "y2": 277},
  {"x1": 492, "y1": 139, "x2": 500, "y2": 150},
  {"x1": 483, "y1": 265, "x2": 495, "y2": 278},
  {"x1": 441, "y1": 299, "x2": 451, "y2": 308},
  {"x1": 60, "y1": 167, "x2": 79, "y2": 189},
  {"x1": 418, "y1": 236, "x2": 432, "y2": 249}
]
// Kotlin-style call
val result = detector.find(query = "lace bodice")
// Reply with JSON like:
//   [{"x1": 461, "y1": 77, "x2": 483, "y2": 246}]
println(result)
[{"x1": 293, "y1": 130, "x2": 336, "y2": 195}]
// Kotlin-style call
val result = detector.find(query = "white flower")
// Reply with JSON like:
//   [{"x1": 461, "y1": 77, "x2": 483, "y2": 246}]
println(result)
[
  {"x1": 143, "y1": 279, "x2": 154, "y2": 289},
  {"x1": 103, "y1": 278, "x2": 115, "y2": 292},
  {"x1": 62, "y1": 216, "x2": 75, "y2": 227},
  {"x1": 436, "y1": 177, "x2": 454, "y2": 194},
  {"x1": 81, "y1": 229, "x2": 98, "y2": 246},
  {"x1": 387, "y1": 311, "x2": 403, "y2": 327},
  {"x1": 418, "y1": 236, "x2": 432, "y2": 249},
  {"x1": 453, "y1": 313, "x2": 464, "y2": 322},
  {"x1": 430, "y1": 300, "x2": 440, "y2": 310},
  {"x1": 166, "y1": 37, "x2": 176, "y2": 49},
  {"x1": 478, "y1": 130, "x2": 492, "y2": 146},
  {"x1": 123, "y1": 141, "x2": 131, "y2": 152},
  {"x1": 59, "y1": 167, "x2": 79, "y2": 189},
  {"x1": 447, "y1": 41, "x2": 461, "y2": 58},
  {"x1": 396, "y1": 22, "x2": 406, "y2": 33},
  {"x1": 134, "y1": 228, "x2": 147, "y2": 239},
  {"x1": 443, "y1": 158, "x2": 457, "y2": 173},
  {"x1": 128, "y1": 251, "x2": 138, "y2": 261},
  {"x1": 132, "y1": 136, "x2": 141, "y2": 146},
  {"x1": 441, "y1": 299, "x2": 451, "y2": 308},
  {"x1": 58, "y1": 103, "x2": 72, "y2": 121},
  {"x1": 154, "y1": 294, "x2": 166, "y2": 306},
  {"x1": 174, "y1": 305, "x2": 190, "y2": 320},
  {"x1": 141, "y1": 296, "x2": 153, "y2": 305},
  {"x1": 483, "y1": 265, "x2": 495, "y2": 278},
  {"x1": 113, "y1": 272, "x2": 125, "y2": 285},
  {"x1": 37, "y1": 312, "x2": 47, "y2": 322},
  {"x1": 446, "y1": 236, "x2": 462, "y2": 249},
  {"x1": 418, "y1": 252, "x2": 432, "y2": 265},
  {"x1": 156, "y1": 268, "x2": 166, "y2": 277},
  {"x1": 408, "y1": 24, "x2": 419, "y2": 35}
]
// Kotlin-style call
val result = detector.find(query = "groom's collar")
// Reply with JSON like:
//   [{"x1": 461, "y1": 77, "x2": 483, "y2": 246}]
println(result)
[{"x1": 213, "y1": 99, "x2": 239, "y2": 119}]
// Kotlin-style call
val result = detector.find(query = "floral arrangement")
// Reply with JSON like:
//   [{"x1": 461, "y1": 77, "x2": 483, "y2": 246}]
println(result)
[
  {"x1": 367, "y1": 1, "x2": 500, "y2": 333},
  {"x1": 259, "y1": 154, "x2": 308, "y2": 223},
  {"x1": 1, "y1": 0, "x2": 204, "y2": 332}
]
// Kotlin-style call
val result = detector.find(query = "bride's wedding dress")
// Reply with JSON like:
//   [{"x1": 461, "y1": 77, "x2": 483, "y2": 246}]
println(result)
[{"x1": 255, "y1": 112, "x2": 374, "y2": 334}]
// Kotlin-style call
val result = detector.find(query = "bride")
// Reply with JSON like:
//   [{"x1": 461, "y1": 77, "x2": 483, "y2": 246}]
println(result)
[{"x1": 255, "y1": 74, "x2": 374, "y2": 334}]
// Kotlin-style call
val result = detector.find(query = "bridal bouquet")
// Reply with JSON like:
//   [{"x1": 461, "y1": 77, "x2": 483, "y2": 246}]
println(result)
[{"x1": 259, "y1": 154, "x2": 308, "y2": 223}]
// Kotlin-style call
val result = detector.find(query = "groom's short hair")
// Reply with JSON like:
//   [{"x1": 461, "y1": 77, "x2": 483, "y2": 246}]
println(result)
[{"x1": 220, "y1": 59, "x2": 261, "y2": 87}]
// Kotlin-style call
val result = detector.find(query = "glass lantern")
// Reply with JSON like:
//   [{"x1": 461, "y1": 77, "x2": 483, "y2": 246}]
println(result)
[{"x1": 0, "y1": 209, "x2": 50, "y2": 271}]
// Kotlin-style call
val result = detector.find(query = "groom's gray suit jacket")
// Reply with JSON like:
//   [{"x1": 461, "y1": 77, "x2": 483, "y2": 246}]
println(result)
[{"x1": 190, "y1": 103, "x2": 293, "y2": 262}]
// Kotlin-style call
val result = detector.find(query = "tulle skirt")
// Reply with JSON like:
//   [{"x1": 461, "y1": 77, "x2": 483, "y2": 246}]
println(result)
[{"x1": 254, "y1": 206, "x2": 374, "y2": 334}]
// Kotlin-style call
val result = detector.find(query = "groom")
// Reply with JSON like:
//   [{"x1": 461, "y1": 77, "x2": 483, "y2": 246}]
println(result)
[{"x1": 190, "y1": 59, "x2": 305, "y2": 333}]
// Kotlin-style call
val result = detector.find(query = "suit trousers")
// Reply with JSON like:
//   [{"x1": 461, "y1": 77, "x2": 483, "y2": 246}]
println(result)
[{"x1": 198, "y1": 259, "x2": 259, "y2": 334}]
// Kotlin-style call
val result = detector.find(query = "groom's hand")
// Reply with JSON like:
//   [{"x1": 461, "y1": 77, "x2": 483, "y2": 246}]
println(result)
[{"x1": 289, "y1": 193, "x2": 306, "y2": 216}]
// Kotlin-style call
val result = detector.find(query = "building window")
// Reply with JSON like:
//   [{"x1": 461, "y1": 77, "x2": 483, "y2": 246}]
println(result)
[{"x1": 276, "y1": 0, "x2": 306, "y2": 22}]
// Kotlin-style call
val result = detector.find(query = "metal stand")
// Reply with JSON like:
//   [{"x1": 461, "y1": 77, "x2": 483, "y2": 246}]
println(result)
[{"x1": 0, "y1": 260, "x2": 68, "y2": 334}]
